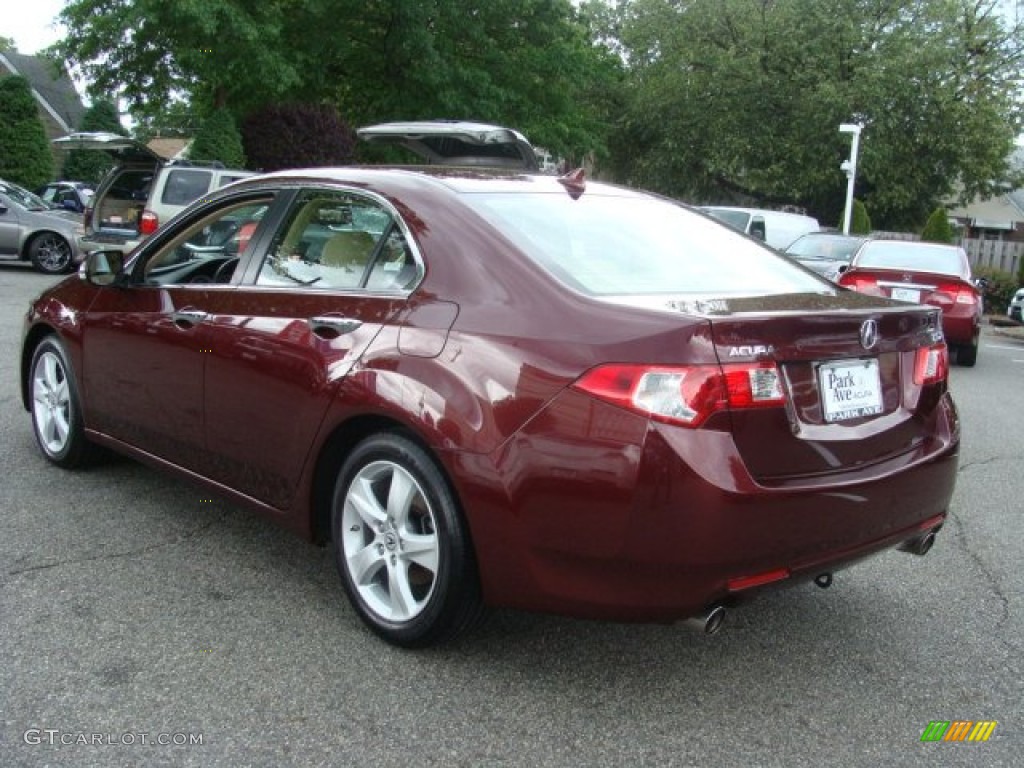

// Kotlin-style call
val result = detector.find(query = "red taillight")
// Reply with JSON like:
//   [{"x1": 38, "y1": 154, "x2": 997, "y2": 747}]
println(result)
[
  {"x1": 82, "y1": 206, "x2": 93, "y2": 232},
  {"x1": 838, "y1": 274, "x2": 882, "y2": 295},
  {"x1": 572, "y1": 362, "x2": 785, "y2": 428},
  {"x1": 934, "y1": 282, "x2": 976, "y2": 305},
  {"x1": 139, "y1": 210, "x2": 159, "y2": 235},
  {"x1": 914, "y1": 343, "x2": 949, "y2": 385}
]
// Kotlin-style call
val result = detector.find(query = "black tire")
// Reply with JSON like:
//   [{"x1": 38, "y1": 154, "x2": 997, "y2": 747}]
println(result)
[
  {"x1": 331, "y1": 433, "x2": 483, "y2": 647},
  {"x1": 29, "y1": 232, "x2": 74, "y2": 275},
  {"x1": 957, "y1": 337, "x2": 978, "y2": 367},
  {"x1": 28, "y1": 337, "x2": 98, "y2": 468}
]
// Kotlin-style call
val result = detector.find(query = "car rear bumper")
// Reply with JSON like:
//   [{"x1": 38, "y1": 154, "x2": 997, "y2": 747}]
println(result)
[
  {"x1": 460, "y1": 388, "x2": 959, "y2": 622},
  {"x1": 940, "y1": 303, "x2": 980, "y2": 345}
]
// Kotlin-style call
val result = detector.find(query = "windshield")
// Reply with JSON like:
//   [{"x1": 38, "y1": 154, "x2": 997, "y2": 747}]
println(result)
[
  {"x1": 0, "y1": 181, "x2": 51, "y2": 211},
  {"x1": 854, "y1": 241, "x2": 967, "y2": 277},
  {"x1": 703, "y1": 208, "x2": 750, "y2": 231},
  {"x1": 787, "y1": 235, "x2": 865, "y2": 261},
  {"x1": 465, "y1": 192, "x2": 827, "y2": 297}
]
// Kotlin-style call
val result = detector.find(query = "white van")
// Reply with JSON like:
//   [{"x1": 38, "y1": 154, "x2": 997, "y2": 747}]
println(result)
[{"x1": 702, "y1": 206, "x2": 820, "y2": 250}]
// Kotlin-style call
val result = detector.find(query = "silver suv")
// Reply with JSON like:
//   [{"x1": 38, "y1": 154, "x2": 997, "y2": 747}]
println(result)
[{"x1": 53, "y1": 132, "x2": 253, "y2": 254}]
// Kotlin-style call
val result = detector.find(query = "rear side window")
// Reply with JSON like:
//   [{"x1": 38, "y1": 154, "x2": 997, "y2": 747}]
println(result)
[
  {"x1": 161, "y1": 170, "x2": 213, "y2": 206},
  {"x1": 257, "y1": 189, "x2": 420, "y2": 292},
  {"x1": 465, "y1": 193, "x2": 825, "y2": 297}
]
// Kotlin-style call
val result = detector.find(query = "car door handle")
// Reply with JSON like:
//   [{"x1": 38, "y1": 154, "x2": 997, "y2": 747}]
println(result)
[
  {"x1": 308, "y1": 316, "x2": 362, "y2": 338},
  {"x1": 171, "y1": 309, "x2": 208, "y2": 328}
]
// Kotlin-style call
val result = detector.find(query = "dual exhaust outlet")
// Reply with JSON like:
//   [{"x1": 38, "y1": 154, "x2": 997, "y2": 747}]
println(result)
[{"x1": 685, "y1": 528, "x2": 939, "y2": 635}]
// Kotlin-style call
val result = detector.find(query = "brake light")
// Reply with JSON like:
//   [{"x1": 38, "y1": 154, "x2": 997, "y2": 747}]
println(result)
[
  {"x1": 139, "y1": 210, "x2": 159, "y2": 235},
  {"x1": 838, "y1": 274, "x2": 882, "y2": 295},
  {"x1": 82, "y1": 206, "x2": 92, "y2": 232},
  {"x1": 934, "y1": 282, "x2": 976, "y2": 305},
  {"x1": 913, "y1": 343, "x2": 948, "y2": 385},
  {"x1": 572, "y1": 362, "x2": 784, "y2": 428}
]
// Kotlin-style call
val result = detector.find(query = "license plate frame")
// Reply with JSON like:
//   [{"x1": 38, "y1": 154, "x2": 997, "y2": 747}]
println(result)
[
  {"x1": 890, "y1": 287, "x2": 921, "y2": 303},
  {"x1": 819, "y1": 358, "x2": 884, "y2": 423}
]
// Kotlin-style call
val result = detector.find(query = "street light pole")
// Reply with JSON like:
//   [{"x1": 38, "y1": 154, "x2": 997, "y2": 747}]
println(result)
[{"x1": 839, "y1": 123, "x2": 863, "y2": 235}]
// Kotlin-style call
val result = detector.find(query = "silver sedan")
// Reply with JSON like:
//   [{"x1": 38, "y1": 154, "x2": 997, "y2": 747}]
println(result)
[{"x1": 0, "y1": 179, "x2": 86, "y2": 274}]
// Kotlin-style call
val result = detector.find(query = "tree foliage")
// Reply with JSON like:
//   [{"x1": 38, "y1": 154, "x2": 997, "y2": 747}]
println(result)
[
  {"x1": 189, "y1": 107, "x2": 245, "y2": 168},
  {"x1": 0, "y1": 76, "x2": 55, "y2": 190},
  {"x1": 610, "y1": 0, "x2": 1023, "y2": 229},
  {"x1": 52, "y1": 0, "x2": 621, "y2": 164},
  {"x1": 241, "y1": 103, "x2": 356, "y2": 172},
  {"x1": 921, "y1": 207, "x2": 955, "y2": 243},
  {"x1": 61, "y1": 99, "x2": 125, "y2": 183}
]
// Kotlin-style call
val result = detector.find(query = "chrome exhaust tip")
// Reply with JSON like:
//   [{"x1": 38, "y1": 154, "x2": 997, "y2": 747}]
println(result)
[
  {"x1": 898, "y1": 531, "x2": 936, "y2": 557},
  {"x1": 685, "y1": 605, "x2": 726, "y2": 635}
]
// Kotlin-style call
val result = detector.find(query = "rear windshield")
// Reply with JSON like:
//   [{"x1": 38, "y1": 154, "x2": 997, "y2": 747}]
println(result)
[
  {"x1": 787, "y1": 235, "x2": 865, "y2": 260},
  {"x1": 463, "y1": 192, "x2": 826, "y2": 296},
  {"x1": 854, "y1": 241, "x2": 967, "y2": 277}
]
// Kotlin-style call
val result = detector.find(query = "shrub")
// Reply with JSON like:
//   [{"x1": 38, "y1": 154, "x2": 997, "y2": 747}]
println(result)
[
  {"x1": 972, "y1": 265, "x2": 1018, "y2": 314},
  {"x1": 921, "y1": 207, "x2": 954, "y2": 243},
  {"x1": 241, "y1": 103, "x2": 355, "y2": 172},
  {"x1": 849, "y1": 199, "x2": 872, "y2": 234},
  {"x1": 188, "y1": 108, "x2": 246, "y2": 168},
  {"x1": 0, "y1": 75, "x2": 54, "y2": 189}
]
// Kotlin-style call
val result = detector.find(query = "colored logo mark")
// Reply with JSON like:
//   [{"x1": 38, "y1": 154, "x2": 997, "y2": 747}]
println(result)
[{"x1": 920, "y1": 720, "x2": 997, "y2": 742}]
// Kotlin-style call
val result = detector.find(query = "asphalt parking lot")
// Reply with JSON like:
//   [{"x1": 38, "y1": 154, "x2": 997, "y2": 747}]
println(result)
[{"x1": 1, "y1": 263, "x2": 1021, "y2": 767}]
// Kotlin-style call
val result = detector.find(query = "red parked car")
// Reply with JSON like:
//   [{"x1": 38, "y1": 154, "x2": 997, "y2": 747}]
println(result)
[
  {"x1": 21, "y1": 160, "x2": 959, "y2": 647},
  {"x1": 837, "y1": 240, "x2": 982, "y2": 366}
]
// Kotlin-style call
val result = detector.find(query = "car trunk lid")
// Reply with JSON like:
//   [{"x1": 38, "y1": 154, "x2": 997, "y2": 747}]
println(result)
[{"x1": 357, "y1": 120, "x2": 539, "y2": 171}]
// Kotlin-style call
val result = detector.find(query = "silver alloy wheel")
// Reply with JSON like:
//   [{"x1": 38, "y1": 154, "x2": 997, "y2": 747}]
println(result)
[
  {"x1": 32, "y1": 349, "x2": 72, "y2": 456},
  {"x1": 32, "y1": 234, "x2": 72, "y2": 273},
  {"x1": 341, "y1": 460, "x2": 440, "y2": 622}
]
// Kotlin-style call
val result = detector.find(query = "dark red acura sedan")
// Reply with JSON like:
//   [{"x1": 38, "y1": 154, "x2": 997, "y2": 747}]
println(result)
[{"x1": 21, "y1": 167, "x2": 959, "y2": 647}]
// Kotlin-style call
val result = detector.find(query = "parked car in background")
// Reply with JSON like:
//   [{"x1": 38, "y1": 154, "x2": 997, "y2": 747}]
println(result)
[
  {"x1": 785, "y1": 233, "x2": 870, "y2": 281},
  {"x1": 52, "y1": 132, "x2": 254, "y2": 255},
  {"x1": 702, "y1": 206, "x2": 820, "y2": 250},
  {"x1": 0, "y1": 179, "x2": 86, "y2": 274},
  {"x1": 22, "y1": 125, "x2": 958, "y2": 649},
  {"x1": 1008, "y1": 287, "x2": 1024, "y2": 322},
  {"x1": 838, "y1": 240, "x2": 982, "y2": 366},
  {"x1": 36, "y1": 180, "x2": 94, "y2": 214}
]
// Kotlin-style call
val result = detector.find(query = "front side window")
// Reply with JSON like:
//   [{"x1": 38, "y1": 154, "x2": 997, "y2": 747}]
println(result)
[
  {"x1": 257, "y1": 189, "x2": 420, "y2": 292},
  {"x1": 139, "y1": 199, "x2": 272, "y2": 285}
]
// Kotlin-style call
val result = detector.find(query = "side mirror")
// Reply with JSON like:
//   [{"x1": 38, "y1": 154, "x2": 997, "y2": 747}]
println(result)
[
  {"x1": 749, "y1": 216, "x2": 766, "y2": 241},
  {"x1": 80, "y1": 249, "x2": 125, "y2": 286}
]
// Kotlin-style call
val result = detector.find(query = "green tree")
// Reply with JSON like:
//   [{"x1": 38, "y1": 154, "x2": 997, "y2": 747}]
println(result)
[
  {"x1": 840, "y1": 198, "x2": 872, "y2": 234},
  {"x1": 921, "y1": 207, "x2": 955, "y2": 243},
  {"x1": 0, "y1": 76, "x2": 55, "y2": 189},
  {"x1": 53, "y1": 0, "x2": 620, "y2": 165},
  {"x1": 188, "y1": 107, "x2": 245, "y2": 168},
  {"x1": 610, "y1": 0, "x2": 1023, "y2": 228},
  {"x1": 61, "y1": 99, "x2": 125, "y2": 183}
]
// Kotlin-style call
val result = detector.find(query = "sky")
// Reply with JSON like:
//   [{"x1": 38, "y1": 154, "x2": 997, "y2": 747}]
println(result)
[{"x1": 3, "y1": 0, "x2": 66, "y2": 55}]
